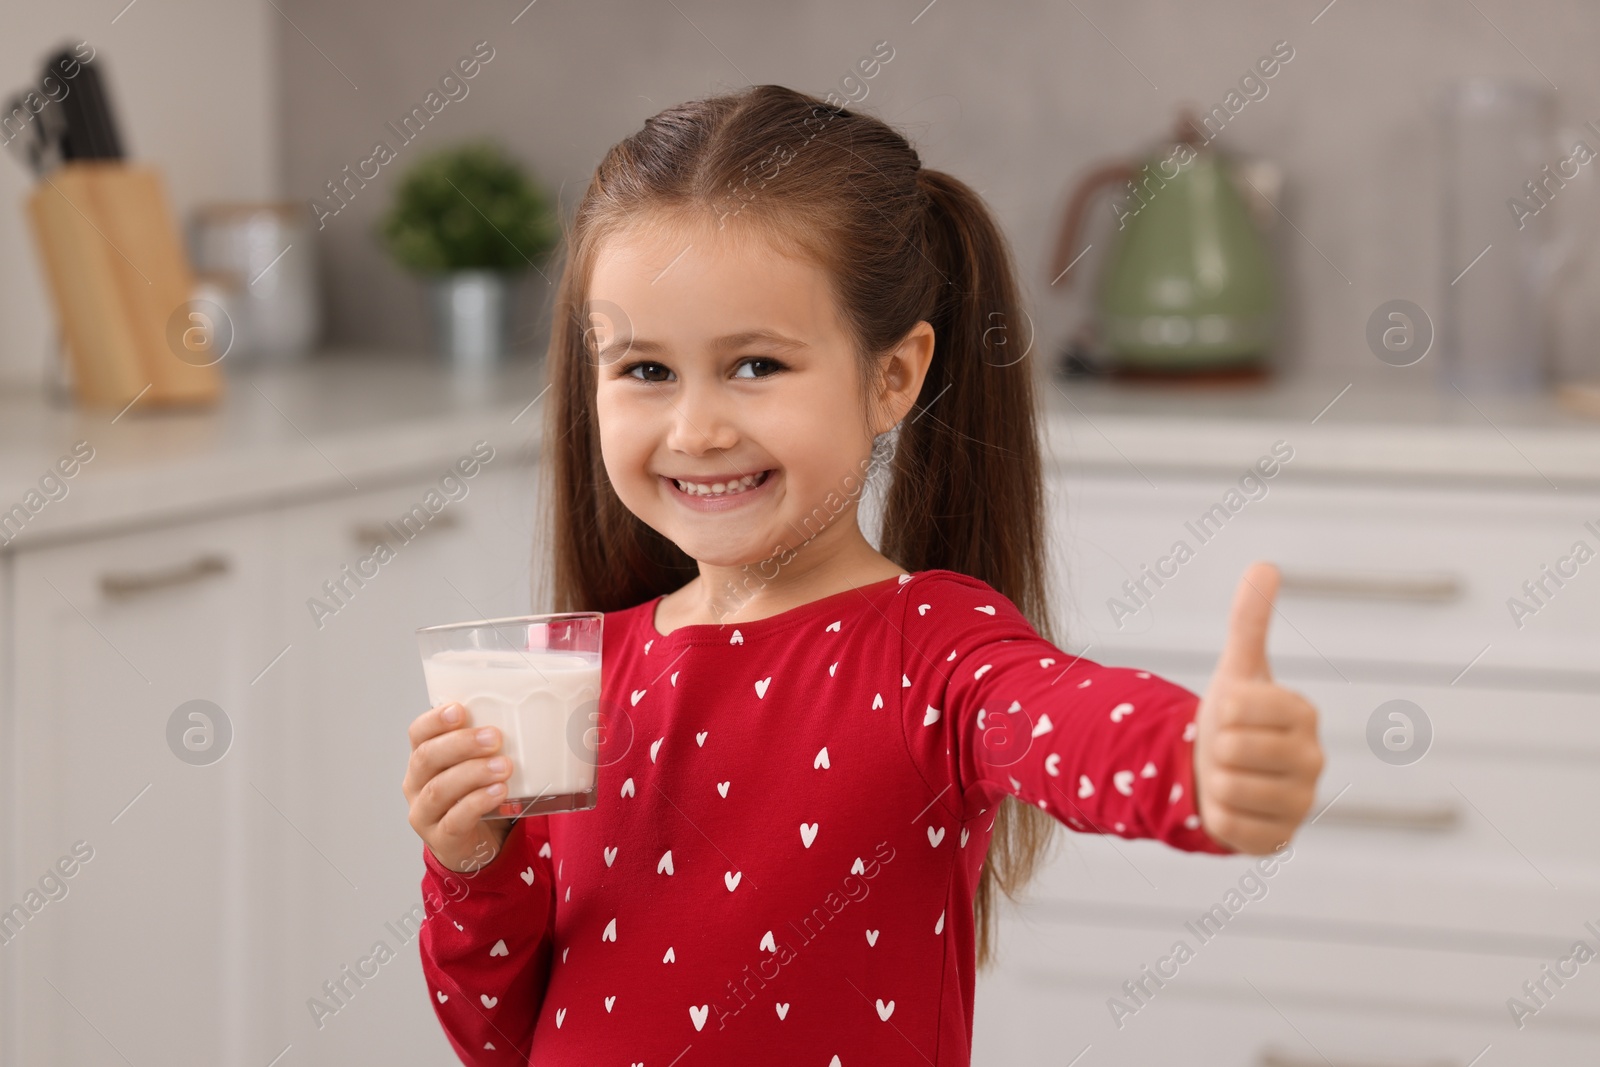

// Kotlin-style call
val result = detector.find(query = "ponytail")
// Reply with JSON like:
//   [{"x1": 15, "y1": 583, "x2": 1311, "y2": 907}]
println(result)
[{"x1": 884, "y1": 168, "x2": 1061, "y2": 970}]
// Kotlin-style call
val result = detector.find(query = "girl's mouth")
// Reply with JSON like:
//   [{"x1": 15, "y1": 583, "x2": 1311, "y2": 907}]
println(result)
[{"x1": 662, "y1": 469, "x2": 775, "y2": 510}]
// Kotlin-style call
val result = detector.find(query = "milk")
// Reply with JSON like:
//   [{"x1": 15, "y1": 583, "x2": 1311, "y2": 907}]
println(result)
[{"x1": 421, "y1": 647, "x2": 601, "y2": 803}]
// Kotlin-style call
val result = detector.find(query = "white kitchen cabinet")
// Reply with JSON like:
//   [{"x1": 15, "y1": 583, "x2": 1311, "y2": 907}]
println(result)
[
  {"x1": 2, "y1": 456, "x2": 539, "y2": 1067},
  {"x1": 259, "y1": 460, "x2": 537, "y2": 1066},
  {"x1": 973, "y1": 471, "x2": 1600, "y2": 1066},
  {"x1": 7, "y1": 511, "x2": 280, "y2": 1067}
]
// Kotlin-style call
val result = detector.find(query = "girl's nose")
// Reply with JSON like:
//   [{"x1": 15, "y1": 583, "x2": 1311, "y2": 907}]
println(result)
[{"x1": 665, "y1": 384, "x2": 740, "y2": 454}]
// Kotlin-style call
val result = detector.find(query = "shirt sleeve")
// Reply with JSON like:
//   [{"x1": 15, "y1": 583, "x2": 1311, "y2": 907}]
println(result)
[
  {"x1": 896, "y1": 571, "x2": 1233, "y2": 854},
  {"x1": 418, "y1": 815, "x2": 557, "y2": 1064}
]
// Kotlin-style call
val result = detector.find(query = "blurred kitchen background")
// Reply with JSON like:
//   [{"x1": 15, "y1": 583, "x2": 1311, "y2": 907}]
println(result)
[{"x1": 3, "y1": 1, "x2": 1600, "y2": 1065}]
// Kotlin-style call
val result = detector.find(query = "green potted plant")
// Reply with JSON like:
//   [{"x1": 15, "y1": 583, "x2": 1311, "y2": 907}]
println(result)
[{"x1": 379, "y1": 141, "x2": 559, "y2": 368}]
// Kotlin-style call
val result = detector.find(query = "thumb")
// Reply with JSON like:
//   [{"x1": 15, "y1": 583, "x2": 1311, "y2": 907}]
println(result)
[{"x1": 1213, "y1": 561, "x2": 1279, "y2": 683}]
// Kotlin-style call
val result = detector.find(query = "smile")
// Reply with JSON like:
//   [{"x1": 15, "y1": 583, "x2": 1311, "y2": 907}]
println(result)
[{"x1": 662, "y1": 469, "x2": 775, "y2": 509}]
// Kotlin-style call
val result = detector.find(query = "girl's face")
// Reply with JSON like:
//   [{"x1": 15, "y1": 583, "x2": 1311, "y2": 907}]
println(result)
[{"x1": 590, "y1": 216, "x2": 891, "y2": 571}]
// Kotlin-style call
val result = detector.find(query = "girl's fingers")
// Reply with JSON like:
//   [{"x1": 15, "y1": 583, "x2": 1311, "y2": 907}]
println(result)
[
  {"x1": 409, "y1": 701, "x2": 467, "y2": 748},
  {"x1": 1203, "y1": 768, "x2": 1314, "y2": 821},
  {"x1": 409, "y1": 754, "x2": 511, "y2": 832},
  {"x1": 438, "y1": 784, "x2": 511, "y2": 848},
  {"x1": 1208, "y1": 728, "x2": 1322, "y2": 777},
  {"x1": 404, "y1": 718, "x2": 501, "y2": 801}
]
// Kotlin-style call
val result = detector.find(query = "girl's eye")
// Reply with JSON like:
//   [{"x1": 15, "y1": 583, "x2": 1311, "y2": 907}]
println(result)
[
  {"x1": 734, "y1": 358, "x2": 785, "y2": 379},
  {"x1": 620, "y1": 361, "x2": 672, "y2": 383}
]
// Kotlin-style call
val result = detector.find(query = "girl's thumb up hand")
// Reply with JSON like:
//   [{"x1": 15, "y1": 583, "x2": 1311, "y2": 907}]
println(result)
[
  {"x1": 404, "y1": 702, "x2": 515, "y2": 873},
  {"x1": 1192, "y1": 562, "x2": 1324, "y2": 854}
]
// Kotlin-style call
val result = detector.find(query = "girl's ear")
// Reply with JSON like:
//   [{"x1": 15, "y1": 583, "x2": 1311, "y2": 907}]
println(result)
[{"x1": 871, "y1": 321, "x2": 936, "y2": 434}]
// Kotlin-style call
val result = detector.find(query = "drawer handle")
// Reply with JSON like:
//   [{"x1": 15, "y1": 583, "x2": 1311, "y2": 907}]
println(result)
[
  {"x1": 1279, "y1": 569, "x2": 1463, "y2": 603},
  {"x1": 351, "y1": 511, "x2": 460, "y2": 547},
  {"x1": 1261, "y1": 1049, "x2": 1456, "y2": 1067},
  {"x1": 1313, "y1": 800, "x2": 1461, "y2": 833},
  {"x1": 100, "y1": 553, "x2": 230, "y2": 600}
]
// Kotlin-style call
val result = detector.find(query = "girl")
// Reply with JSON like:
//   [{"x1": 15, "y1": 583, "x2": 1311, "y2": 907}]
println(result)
[{"x1": 403, "y1": 83, "x2": 1323, "y2": 1066}]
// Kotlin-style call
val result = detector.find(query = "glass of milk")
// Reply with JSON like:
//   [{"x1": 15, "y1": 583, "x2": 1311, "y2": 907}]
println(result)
[{"x1": 417, "y1": 612, "x2": 603, "y2": 819}]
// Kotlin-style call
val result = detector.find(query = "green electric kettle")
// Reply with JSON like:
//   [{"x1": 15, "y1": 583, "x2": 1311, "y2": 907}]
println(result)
[{"x1": 1049, "y1": 110, "x2": 1279, "y2": 378}]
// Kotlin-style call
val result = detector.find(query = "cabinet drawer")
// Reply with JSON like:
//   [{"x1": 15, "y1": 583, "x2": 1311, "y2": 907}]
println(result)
[
  {"x1": 1022, "y1": 677, "x2": 1600, "y2": 941},
  {"x1": 1051, "y1": 473, "x2": 1600, "y2": 677},
  {"x1": 977, "y1": 922, "x2": 1600, "y2": 1065}
]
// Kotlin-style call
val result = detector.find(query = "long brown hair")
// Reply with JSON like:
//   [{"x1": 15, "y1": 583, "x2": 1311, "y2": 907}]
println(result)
[{"x1": 538, "y1": 83, "x2": 1059, "y2": 970}]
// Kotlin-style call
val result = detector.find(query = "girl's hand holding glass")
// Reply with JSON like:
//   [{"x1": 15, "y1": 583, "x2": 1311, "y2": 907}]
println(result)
[{"x1": 403, "y1": 701, "x2": 516, "y2": 874}]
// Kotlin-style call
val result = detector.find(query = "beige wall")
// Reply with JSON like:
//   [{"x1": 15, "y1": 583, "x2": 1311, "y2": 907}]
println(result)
[
  {"x1": 274, "y1": 0, "x2": 1600, "y2": 385},
  {"x1": 0, "y1": 0, "x2": 280, "y2": 389}
]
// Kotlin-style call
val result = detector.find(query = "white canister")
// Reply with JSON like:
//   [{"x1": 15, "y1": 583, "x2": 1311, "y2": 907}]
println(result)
[{"x1": 191, "y1": 203, "x2": 320, "y2": 361}]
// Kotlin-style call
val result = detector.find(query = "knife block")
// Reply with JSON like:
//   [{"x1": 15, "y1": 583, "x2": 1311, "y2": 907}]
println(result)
[{"x1": 26, "y1": 161, "x2": 222, "y2": 410}]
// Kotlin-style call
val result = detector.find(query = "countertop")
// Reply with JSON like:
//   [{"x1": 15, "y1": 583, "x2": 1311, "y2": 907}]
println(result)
[{"x1": 2, "y1": 348, "x2": 1596, "y2": 551}]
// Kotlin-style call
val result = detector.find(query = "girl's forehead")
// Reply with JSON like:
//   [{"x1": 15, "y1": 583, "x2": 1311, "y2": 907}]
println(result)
[{"x1": 590, "y1": 217, "x2": 847, "y2": 344}]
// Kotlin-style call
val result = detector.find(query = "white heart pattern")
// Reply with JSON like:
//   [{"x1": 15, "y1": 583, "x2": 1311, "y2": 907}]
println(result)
[
  {"x1": 923, "y1": 705, "x2": 941, "y2": 726},
  {"x1": 851, "y1": 857, "x2": 865, "y2": 875},
  {"x1": 606, "y1": 995, "x2": 616, "y2": 1012},
  {"x1": 829, "y1": 661, "x2": 838, "y2": 676},
  {"x1": 539, "y1": 841, "x2": 552, "y2": 858},
  {"x1": 974, "y1": 604, "x2": 996, "y2": 615},
  {"x1": 918, "y1": 603, "x2": 931, "y2": 615},
  {"x1": 717, "y1": 781, "x2": 730, "y2": 797},
  {"x1": 657, "y1": 850, "x2": 674, "y2": 875},
  {"x1": 690, "y1": 1004, "x2": 709, "y2": 1030},
  {"x1": 602, "y1": 917, "x2": 617, "y2": 942},
  {"x1": 481, "y1": 994, "x2": 497, "y2": 1008},
  {"x1": 520, "y1": 867, "x2": 535, "y2": 885},
  {"x1": 872, "y1": 693, "x2": 884, "y2": 709},
  {"x1": 866, "y1": 929, "x2": 880, "y2": 946},
  {"x1": 760, "y1": 929, "x2": 777, "y2": 952},
  {"x1": 436, "y1": 990, "x2": 448, "y2": 1003},
  {"x1": 1114, "y1": 770, "x2": 1135, "y2": 796},
  {"x1": 960, "y1": 827, "x2": 970, "y2": 847},
  {"x1": 755, "y1": 677, "x2": 771, "y2": 699},
  {"x1": 1111, "y1": 702, "x2": 1135, "y2": 722},
  {"x1": 1183, "y1": 720, "x2": 1198, "y2": 742},
  {"x1": 1039, "y1": 657, "x2": 1055, "y2": 668},
  {"x1": 730, "y1": 629, "x2": 743, "y2": 645},
  {"x1": 621, "y1": 777, "x2": 636, "y2": 798},
  {"x1": 1140, "y1": 761, "x2": 1158, "y2": 778},
  {"x1": 650, "y1": 737, "x2": 663, "y2": 762},
  {"x1": 826, "y1": 619, "x2": 841, "y2": 632},
  {"x1": 927, "y1": 825, "x2": 945, "y2": 847},
  {"x1": 725, "y1": 870, "x2": 742, "y2": 891},
  {"x1": 604, "y1": 846, "x2": 617, "y2": 867},
  {"x1": 489, "y1": 939, "x2": 508, "y2": 957},
  {"x1": 555, "y1": 1007, "x2": 566, "y2": 1027},
  {"x1": 631, "y1": 688, "x2": 646, "y2": 706},
  {"x1": 776, "y1": 1002, "x2": 790, "y2": 1019},
  {"x1": 1044, "y1": 752, "x2": 1061, "y2": 776},
  {"x1": 670, "y1": 671, "x2": 679, "y2": 686},
  {"x1": 800, "y1": 822, "x2": 819, "y2": 848},
  {"x1": 935, "y1": 909, "x2": 945, "y2": 934},
  {"x1": 814, "y1": 747, "x2": 829, "y2": 769},
  {"x1": 1030, "y1": 712, "x2": 1054, "y2": 738},
  {"x1": 1169, "y1": 783, "x2": 1183, "y2": 803},
  {"x1": 1078, "y1": 774, "x2": 1095, "y2": 798},
  {"x1": 663, "y1": 946, "x2": 675, "y2": 963},
  {"x1": 696, "y1": 730, "x2": 708, "y2": 746},
  {"x1": 877, "y1": 998, "x2": 896, "y2": 1020},
  {"x1": 974, "y1": 663, "x2": 992, "y2": 680}
]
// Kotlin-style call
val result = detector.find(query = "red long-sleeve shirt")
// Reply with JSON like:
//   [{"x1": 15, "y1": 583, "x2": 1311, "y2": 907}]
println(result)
[{"x1": 418, "y1": 568, "x2": 1232, "y2": 1065}]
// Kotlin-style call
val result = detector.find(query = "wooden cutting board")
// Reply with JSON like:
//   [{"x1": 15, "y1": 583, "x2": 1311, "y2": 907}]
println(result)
[{"x1": 27, "y1": 161, "x2": 222, "y2": 410}]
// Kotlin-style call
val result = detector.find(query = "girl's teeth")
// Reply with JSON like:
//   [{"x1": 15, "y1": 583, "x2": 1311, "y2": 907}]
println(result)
[{"x1": 675, "y1": 471, "x2": 766, "y2": 496}]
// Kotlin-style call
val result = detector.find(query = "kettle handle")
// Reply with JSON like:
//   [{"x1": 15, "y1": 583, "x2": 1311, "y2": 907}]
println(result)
[{"x1": 1048, "y1": 160, "x2": 1136, "y2": 290}]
